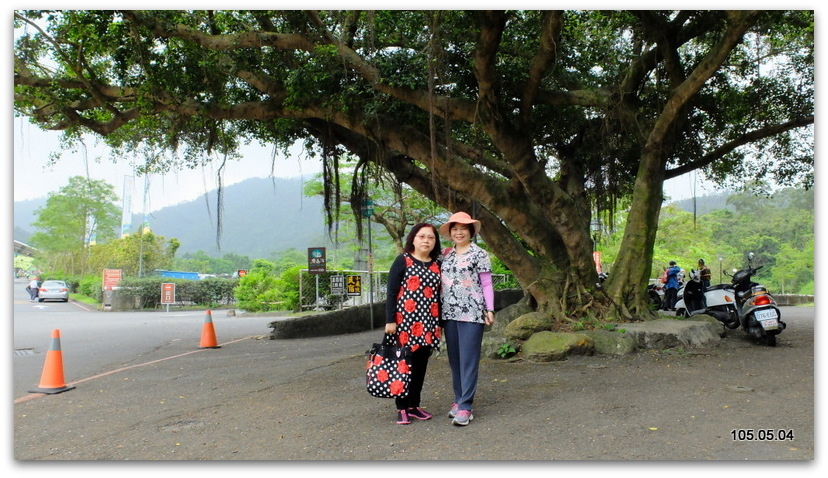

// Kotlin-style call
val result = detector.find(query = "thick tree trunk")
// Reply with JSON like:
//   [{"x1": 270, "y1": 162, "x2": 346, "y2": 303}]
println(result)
[
  {"x1": 605, "y1": 148, "x2": 666, "y2": 320},
  {"x1": 324, "y1": 124, "x2": 601, "y2": 327}
]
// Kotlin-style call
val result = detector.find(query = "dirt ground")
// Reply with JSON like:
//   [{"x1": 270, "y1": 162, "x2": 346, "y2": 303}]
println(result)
[{"x1": 12, "y1": 307, "x2": 814, "y2": 464}]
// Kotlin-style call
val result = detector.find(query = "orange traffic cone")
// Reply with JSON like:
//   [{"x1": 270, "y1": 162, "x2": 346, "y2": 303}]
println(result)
[
  {"x1": 29, "y1": 329, "x2": 76, "y2": 394},
  {"x1": 199, "y1": 310, "x2": 221, "y2": 349}
]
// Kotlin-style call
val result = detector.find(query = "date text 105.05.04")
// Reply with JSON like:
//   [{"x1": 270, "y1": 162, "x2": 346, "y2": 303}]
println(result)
[{"x1": 731, "y1": 429, "x2": 795, "y2": 441}]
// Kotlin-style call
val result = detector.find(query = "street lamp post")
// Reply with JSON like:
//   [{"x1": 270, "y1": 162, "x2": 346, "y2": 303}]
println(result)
[
  {"x1": 718, "y1": 255, "x2": 723, "y2": 284},
  {"x1": 362, "y1": 199, "x2": 374, "y2": 329}
]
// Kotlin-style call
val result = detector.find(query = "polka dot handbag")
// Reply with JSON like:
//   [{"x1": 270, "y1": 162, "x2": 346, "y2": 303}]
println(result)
[{"x1": 365, "y1": 333, "x2": 412, "y2": 398}]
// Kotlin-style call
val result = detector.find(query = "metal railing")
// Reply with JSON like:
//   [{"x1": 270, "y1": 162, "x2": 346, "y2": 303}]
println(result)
[{"x1": 298, "y1": 269, "x2": 516, "y2": 311}]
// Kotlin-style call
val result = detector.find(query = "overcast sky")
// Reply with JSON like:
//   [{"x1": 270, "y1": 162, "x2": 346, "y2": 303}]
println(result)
[
  {"x1": 13, "y1": 116, "x2": 718, "y2": 207},
  {"x1": 12, "y1": 116, "x2": 324, "y2": 213}
]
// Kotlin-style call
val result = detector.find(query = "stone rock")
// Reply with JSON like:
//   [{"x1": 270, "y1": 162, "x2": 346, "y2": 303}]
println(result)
[
  {"x1": 521, "y1": 331, "x2": 594, "y2": 362},
  {"x1": 493, "y1": 289, "x2": 527, "y2": 311},
  {"x1": 581, "y1": 329, "x2": 638, "y2": 355},
  {"x1": 491, "y1": 299, "x2": 534, "y2": 335},
  {"x1": 685, "y1": 313, "x2": 727, "y2": 337},
  {"x1": 503, "y1": 311, "x2": 554, "y2": 341},
  {"x1": 621, "y1": 318, "x2": 721, "y2": 349},
  {"x1": 481, "y1": 335, "x2": 518, "y2": 359}
]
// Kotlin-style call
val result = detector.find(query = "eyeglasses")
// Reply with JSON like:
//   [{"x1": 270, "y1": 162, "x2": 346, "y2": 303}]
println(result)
[{"x1": 414, "y1": 234, "x2": 436, "y2": 241}]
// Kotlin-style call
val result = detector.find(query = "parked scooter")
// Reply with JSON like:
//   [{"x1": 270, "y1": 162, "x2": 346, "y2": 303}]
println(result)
[
  {"x1": 646, "y1": 282, "x2": 664, "y2": 310},
  {"x1": 727, "y1": 254, "x2": 785, "y2": 346},
  {"x1": 676, "y1": 253, "x2": 785, "y2": 346},
  {"x1": 675, "y1": 270, "x2": 740, "y2": 329}
]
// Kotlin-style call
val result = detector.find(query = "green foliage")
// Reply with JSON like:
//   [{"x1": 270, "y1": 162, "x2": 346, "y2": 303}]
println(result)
[
  {"x1": 497, "y1": 342, "x2": 518, "y2": 359},
  {"x1": 87, "y1": 231, "x2": 178, "y2": 278},
  {"x1": 187, "y1": 277, "x2": 239, "y2": 306},
  {"x1": 596, "y1": 187, "x2": 814, "y2": 294},
  {"x1": 28, "y1": 176, "x2": 121, "y2": 276},
  {"x1": 173, "y1": 251, "x2": 252, "y2": 275},
  {"x1": 234, "y1": 259, "x2": 282, "y2": 312},
  {"x1": 276, "y1": 265, "x2": 303, "y2": 311},
  {"x1": 303, "y1": 167, "x2": 444, "y2": 258},
  {"x1": 571, "y1": 316, "x2": 600, "y2": 331},
  {"x1": 489, "y1": 254, "x2": 520, "y2": 290},
  {"x1": 77, "y1": 275, "x2": 104, "y2": 302},
  {"x1": 14, "y1": 255, "x2": 35, "y2": 275},
  {"x1": 116, "y1": 276, "x2": 237, "y2": 309}
]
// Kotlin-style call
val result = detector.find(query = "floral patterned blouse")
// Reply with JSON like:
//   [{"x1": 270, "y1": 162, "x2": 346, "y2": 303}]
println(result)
[
  {"x1": 385, "y1": 253, "x2": 442, "y2": 351},
  {"x1": 440, "y1": 243, "x2": 492, "y2": 324}
]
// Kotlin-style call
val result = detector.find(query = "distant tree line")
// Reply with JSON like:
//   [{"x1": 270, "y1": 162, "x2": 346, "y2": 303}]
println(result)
[
  {"x1": 27, "y1": 174, "x2": 812, "y2": 309},
  {"x1": 596, "y1": 186, "x2": 814, "y2": 295}
]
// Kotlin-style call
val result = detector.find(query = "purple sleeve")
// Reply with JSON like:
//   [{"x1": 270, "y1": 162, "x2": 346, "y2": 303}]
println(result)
[{"x1": 480, "y1": 271, "x2": 494, "y2": 311}]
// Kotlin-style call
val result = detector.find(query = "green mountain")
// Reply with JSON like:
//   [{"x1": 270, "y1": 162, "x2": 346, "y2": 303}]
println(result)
[
  {"x1": 12, "y1": 198, "x2": 42, "y2": 244},
  {"x1": 132, "y1": 177, "x2": 327, "y2": 258},
  {"x1": 671, "y1": 192, "x2": 734, "y2": 215},
  {"x1": 14, "y1": 177, "x2": 328, "y2": 259}
]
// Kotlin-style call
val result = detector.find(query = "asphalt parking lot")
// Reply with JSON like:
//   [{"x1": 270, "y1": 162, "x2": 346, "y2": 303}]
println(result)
[{"x1": 12, "y1": 307, "x2": 814, "y2": 462}]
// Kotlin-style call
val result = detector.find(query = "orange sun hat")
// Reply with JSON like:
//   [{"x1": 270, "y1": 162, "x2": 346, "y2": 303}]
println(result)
[{"x1": 439, "y1": 211, "x2": 481, "y2": 238}]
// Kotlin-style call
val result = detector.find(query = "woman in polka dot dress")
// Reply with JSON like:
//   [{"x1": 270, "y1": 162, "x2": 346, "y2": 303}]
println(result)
[{"x1": 385, "y1": 223, "x2": 443, "y2": 425}]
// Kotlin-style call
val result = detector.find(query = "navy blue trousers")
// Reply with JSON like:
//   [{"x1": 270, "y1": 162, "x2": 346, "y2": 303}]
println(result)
[{"x1": 443, "y1": 320, "x2": 485, "y2": 412}]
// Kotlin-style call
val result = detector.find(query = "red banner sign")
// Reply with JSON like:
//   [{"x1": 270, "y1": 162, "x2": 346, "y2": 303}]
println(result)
[
  {"x1": 161, "y1": 283, "x2": 176, "y2": 304},
  {"x1": 102, "y1": 269, "x2": 122, "y2": 291}
]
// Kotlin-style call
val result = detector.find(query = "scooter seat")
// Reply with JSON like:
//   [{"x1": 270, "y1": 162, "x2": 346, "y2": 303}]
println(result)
[{"x1": 705, "y1": 284, "x2": 733, "y2": 291}]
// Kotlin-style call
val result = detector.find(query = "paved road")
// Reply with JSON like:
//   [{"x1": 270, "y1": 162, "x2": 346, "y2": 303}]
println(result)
[
  {"x1": 11, "y1": 278, "x2": 274, "y2": 399},
  {"x1": 9, "y1": 289, "x2": 815, "y2": 463}
]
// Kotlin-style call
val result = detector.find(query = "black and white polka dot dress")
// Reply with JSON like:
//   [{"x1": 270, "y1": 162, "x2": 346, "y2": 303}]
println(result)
[{"x1": 390, "y1": 253, "x2": 442, "y2": 351}]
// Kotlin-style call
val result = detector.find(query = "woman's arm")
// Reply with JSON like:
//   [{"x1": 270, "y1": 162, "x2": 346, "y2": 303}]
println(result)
[
  {"x1": 480, "y1": 271, "x2": 495, "y2": 325},
  {"x1": 385, "y1": 254, "x2": 406, "y2": 333}
]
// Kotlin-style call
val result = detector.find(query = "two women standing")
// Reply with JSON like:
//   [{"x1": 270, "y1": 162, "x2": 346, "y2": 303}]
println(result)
[{"x1": 385, "y1": 212, "x2": 494, "y2": 427}]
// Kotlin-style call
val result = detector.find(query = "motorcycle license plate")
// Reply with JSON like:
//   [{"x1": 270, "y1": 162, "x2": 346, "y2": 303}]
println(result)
[{"x1": 754, "y1": 309, "x2": 779, "y2": 330}]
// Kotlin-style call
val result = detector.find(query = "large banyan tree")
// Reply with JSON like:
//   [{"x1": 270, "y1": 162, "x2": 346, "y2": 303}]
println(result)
[{"x1": 14, "y1": 10, "x2": 813, "y2": 324}]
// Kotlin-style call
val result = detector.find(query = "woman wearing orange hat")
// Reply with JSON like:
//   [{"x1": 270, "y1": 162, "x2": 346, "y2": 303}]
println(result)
[{"x1": 439, "y1": 211, "x2": 495, "y2": 426}]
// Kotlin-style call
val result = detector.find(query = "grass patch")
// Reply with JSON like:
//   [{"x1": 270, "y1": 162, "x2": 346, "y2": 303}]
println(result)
[{"x1": 69, "y1": 294, "x2": 99, "y2": 306}]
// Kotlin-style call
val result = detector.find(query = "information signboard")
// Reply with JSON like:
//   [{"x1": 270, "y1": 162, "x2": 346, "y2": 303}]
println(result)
[
  {"x1": 330, "y1": 275, "x2": 345, "y2": 295},
  {"x1": 161, "y1": 283, "x2": 176, "y2": 304},
  {"x1": 346, "y1": 275, "x2": 362, "y2": 297},
  {"x1": 308, "y1": 247, "x2": 326, "y2": 274},
  {"x1": 102, "y1": 269, "x2": 122, "y2": 291}
]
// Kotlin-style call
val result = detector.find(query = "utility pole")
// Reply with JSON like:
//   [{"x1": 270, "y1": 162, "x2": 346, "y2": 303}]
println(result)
[{"x1": 362, "y1": 198, "x2": 374, "y2": 329}]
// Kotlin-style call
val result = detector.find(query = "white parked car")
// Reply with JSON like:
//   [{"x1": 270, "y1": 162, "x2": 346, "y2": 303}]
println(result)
[{"x1": 38, "y1": 280, "x2": 69, "y2": 302}]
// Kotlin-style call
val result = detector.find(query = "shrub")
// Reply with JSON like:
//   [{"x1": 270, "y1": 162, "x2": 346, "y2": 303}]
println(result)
[
  {"x1": 234, "y1": 260, "x2": 281, "y2": 312},
  {"x1": 116, "y1": 276, "x2": 238, "y2": 309}
]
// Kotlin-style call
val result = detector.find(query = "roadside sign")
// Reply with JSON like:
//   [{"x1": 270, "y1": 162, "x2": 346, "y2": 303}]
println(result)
[
  {"x1": 161, "y1": 283, "x2": 176, "y2": 304},
  {"x1": 593, "y1": 251, "x2": 603, "y2": 274},
  {"x1": 330, "y1": 275, "x2": 345, "y2": 295},
  {"x1": 237, "y1": 269, "x2": 248, "y2": 277},
  {"x1": 361, "y1": 199, "x2": 374, "y2": 218},
  {"x1": 102, "y1": 269, "x2": 122, "y2": 291},
  {"x1": 346, "y1": 275, "x2": 362, "y2": 296},
  {"x1": 308, "y1": 247, "x2": 326, "y2": 274}
]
